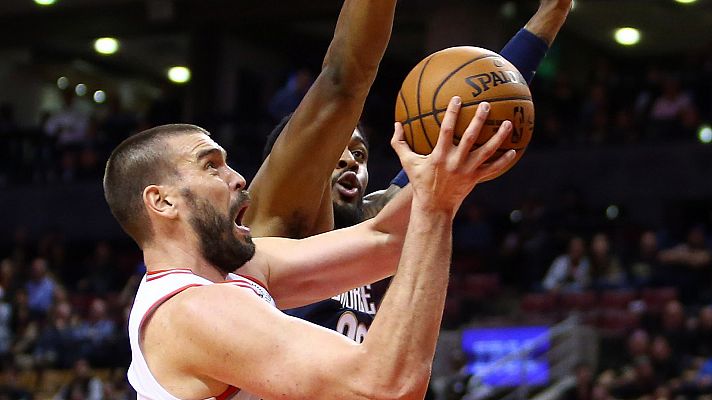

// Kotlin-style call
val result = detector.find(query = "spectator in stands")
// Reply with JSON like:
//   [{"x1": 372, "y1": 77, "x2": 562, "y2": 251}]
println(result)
[
  {"x1": 75, "y1": 299, "x2": 116, "y2": 367},
  {"x1": 649, "y1": 335, "x2": 681, "y2": 381},
  {"x1": 10, "y1": 288, "x2": 37, "y2": 369},
  {"x1": 611, "y1": 356, "x2": 657, "y2": 399},
  {"x1": 692, "y1": 306, "x2": 712, "y2": 357},
  {"x1": 658, "y1": 300, "x2": 691, "y2": 356},
  {"x1": 648, "y1": 74, "x2": 697, "y2": 140},
  {"x1": 543, "y1": 236, "x2": 591, "y2": 292},
  {"x1": 97, "y1": 96, "x2": 138, "y2": 153},
  {"x1": 589, "y1": 233, "x2": 626, "y2": 289},
  {"x1": 0, "y1": 288, "x2": 12, "y2": 358},
  {"x1": 626, "y1": 329, "x2": 650, "y2": 363},
  {"x1": 453, "y1": 202, "x2": 493, "y2": 260},
  {"x1": 267, "y1": 68, "x2": 313, "y2": 121},
  {"x1": 43, "y1": 92, "x2": 90, "y2": 149},
  {"x1": 628, "y1": 230, "x2": 660, "y2": 287},
  {"x1": 560, "y1": 362, "x2": 594, "y2": 400},
  {"x1": 33, "y1": 301, "x2": 79, "y2": 369},
  {"x1": 0, "y1": 259, "x2": 20, "y2": 308},
  {"x1": 25, "y1": 258, "x2": 56, "y2": 319},
  {"x1": 78, "y1": 242, "x2": 118, "y2": 296},
  {"x1": 659, "y1": 225, "x2": 712, "y2": 303},
  {"x1": 0, "y1": 363, "x2": 33, "y2": 400},
  {"x1": 53, "y1": 358, "x2": 103, "y2": 400}
]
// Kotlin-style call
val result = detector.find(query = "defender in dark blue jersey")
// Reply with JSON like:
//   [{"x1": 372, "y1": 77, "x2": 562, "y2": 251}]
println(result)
[{"x1": 276, "y1": 0, "x2": 573, "y2": 342}]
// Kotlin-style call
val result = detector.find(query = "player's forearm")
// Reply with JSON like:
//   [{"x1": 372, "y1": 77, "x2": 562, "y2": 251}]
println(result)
[
  {"x1": 524, "y1": 0, "x2": 571, "y2": 46},
  {"x1": 322, "y1": 0, "x2": 396, "y2": 93},
  {"x1": 359, "y1": 207, "x2": 453, "y2": 397}
]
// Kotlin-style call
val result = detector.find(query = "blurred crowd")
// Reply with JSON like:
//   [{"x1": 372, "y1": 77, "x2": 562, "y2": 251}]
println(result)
[
  {"x1": 1, "y1": 44, "x2": 712, "y2": 187},
  {"x1": 0, "y1": 230, "x2": 142, "y2": 400}
]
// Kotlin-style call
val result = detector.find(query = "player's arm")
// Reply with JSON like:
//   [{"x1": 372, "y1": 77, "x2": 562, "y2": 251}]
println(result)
[
  {"x1": 250, "y1": 185, "x2": 412, "y2": 309},
  {"x1": 244, "y1": 0, "x2": 397, "y2": 238},
  {"x1": 160, "y1": 98, "x2": 516, "y2": 400},
  {"x1": 501, "y1": 0, "x2": 571, "y2": 83}
]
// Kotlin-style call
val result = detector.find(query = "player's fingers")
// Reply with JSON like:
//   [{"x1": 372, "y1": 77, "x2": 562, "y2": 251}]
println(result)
[
  {"x1": 471, "y1": 120, "x2": 512, "y2": 166},
  {"x1": 477, "y1": 149, "x2": 517, "y2": 181},
  {"x1": 432, "y1": 96, "x2": 461, "y2": 158},
  {"x1": 456, "y1": 102, "x2": 490, "y2": 162},
  {"x1": 390, "y1": 122, "x2": 411, "y2": 159}
]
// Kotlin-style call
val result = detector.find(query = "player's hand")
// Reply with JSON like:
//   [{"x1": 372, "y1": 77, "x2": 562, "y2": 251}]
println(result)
[{"x1": 391, "y1": 96, "x2": 516, "y2": 214}]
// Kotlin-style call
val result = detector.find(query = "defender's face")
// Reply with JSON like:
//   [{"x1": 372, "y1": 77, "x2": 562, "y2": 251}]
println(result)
[{"x1": 331, "y1": 129, "x2": 369, "y2": 208}]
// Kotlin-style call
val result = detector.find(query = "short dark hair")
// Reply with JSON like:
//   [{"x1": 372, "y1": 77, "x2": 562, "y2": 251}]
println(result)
[
  {"x1": 262, "y1": 113, "x2": 369, "y2": 161},
  {"x1": 103, "y1": 124, "x2": 208, "y2": 246}
]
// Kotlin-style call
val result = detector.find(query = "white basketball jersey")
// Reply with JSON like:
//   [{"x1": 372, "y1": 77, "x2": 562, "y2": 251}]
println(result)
[{"x1": 127, "y1": 268, "x2": 275, "y2": 400}]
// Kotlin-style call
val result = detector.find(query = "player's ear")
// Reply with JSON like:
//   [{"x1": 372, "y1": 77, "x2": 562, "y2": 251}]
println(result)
[{"x1": 143, "y1": 185, "x2": 179, "y2": 220}]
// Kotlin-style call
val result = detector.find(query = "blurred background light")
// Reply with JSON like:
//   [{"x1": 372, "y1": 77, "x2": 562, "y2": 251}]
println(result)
[
  {"x1": 93, "y1": 90, "x2": 106, "y2": 103},
  {"x1": 509, "y1": 209, "x2": 522, "y2": 224},
  {"x1": 34, "y1": 0, "x2": 57, "y2": 6},
  {"x1": 74, "y1": 83, "x2": 87, "y2": 96},
  {"x1": 674, "y1": 0, "x2": 697, "y2": 4},
  {"x1": 698, "y1": 124, "x2": 712, "y2": 144},
  {"x1": 94, "y1": 37, "x2": 119, "y2": 55},
  {"x1": 614, "y1": 27, "x2": 641, "y2": 46},
  {"x1": 606, "y1": 205, "x2": 620, "y2": 220},
  {"x1": 56, "y1": 76, "x2": 69, "y2": 90},
  {"x1": 167, "y1": 66, "x2": 191, "y2": 84}
]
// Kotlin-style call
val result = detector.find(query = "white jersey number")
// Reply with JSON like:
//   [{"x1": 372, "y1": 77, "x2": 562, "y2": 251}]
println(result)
[{"x1": 335, "y1": 311, "x2": 368, "y2": 343}]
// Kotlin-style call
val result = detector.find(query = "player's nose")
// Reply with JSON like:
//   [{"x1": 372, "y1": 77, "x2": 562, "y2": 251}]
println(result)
[
  {"x1": 227, "y1": 167, "x2": 246, "y2": 191},
  {"x1": 337, "y1": 150, "x2": 357, "y2": 170}
]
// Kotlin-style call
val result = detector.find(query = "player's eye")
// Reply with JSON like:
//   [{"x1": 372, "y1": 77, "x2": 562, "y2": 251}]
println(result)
[
  {"x1": 352, "y1": 150, "x2": 366, "y2": 161},
  {"x1": 205, "y1": 162, "x2": 218, "y2": 172}
]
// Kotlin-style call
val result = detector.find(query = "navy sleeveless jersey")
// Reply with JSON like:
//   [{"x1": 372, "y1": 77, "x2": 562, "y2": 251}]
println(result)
[{"x1": 285, "y1": 279, "x2": 390, "y2": 343}]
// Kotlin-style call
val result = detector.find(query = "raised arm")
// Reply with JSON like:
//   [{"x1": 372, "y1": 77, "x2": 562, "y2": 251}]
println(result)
[
  {"x1": 523, "y1": 0, "x2": 572, "y2": 45},
  {"x1": 152, "y1": 99, "x2": 516, "y2": 400},
  {"x1": 365, "y1": 0, "x2": 572, "y2": 216},
  {"x1": 244, "y1": 0, "x2": 397, "y2": 238}
]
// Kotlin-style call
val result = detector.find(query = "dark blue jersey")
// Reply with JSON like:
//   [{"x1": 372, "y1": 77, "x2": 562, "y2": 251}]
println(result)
[{"x1": 285, "y1": 280, "x2": 390, "y2": 343}]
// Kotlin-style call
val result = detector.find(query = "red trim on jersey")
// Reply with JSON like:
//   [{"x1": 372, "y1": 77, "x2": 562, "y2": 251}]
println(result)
[
  {"x1": 147, "y1": 268, "x2": 192, "y2": 276},
  {"x1": 146, "y1": 270, "x2": 194, "y2": 282},
  {"x1": 235, "y1": 274, "x2": 269, "y2": 292},
  {"x1": 221, "y1": 281, "x2": 261, "y2": 297},
  {"x1": 138, "y1": 284, "x2": 203, "y2": 332},
  {"x1": 215, "y1": 385, "x2": 240, "y2": 400}
]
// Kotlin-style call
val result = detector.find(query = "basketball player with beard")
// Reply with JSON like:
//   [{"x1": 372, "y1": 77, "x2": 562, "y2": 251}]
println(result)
[
  {"x1": 261, "y1": 0, "x2": 574, "y2": 342},
  {"x1": 105, "y1": 98, "x2": 517, "y2": 399}
]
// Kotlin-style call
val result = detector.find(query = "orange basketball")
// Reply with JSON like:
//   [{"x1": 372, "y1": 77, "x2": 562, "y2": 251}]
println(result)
[{"x1": 395, "y1": 46, "x2": 534, "y2": 179}]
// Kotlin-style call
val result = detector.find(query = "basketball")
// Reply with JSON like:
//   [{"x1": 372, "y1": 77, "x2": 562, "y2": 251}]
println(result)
[{"x1": 395, "y1": 46, "x2": 534, "y2": 179}]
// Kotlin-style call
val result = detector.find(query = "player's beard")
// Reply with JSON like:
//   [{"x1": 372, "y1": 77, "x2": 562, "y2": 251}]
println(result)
[
  {"x1": 181, "y1": 188, "x2": 255, "y2": 275},
  {"x1": 333, "y1": 199, "x2": 364, "y2": 229}
]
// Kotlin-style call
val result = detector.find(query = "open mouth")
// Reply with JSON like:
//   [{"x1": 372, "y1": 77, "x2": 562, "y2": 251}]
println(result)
[
  {"x1": 233, "y1": 202, "x2": 251, "y2": 235},
  {"x1": 335, "y1": 171, "x2": 361, "y2": 199}
]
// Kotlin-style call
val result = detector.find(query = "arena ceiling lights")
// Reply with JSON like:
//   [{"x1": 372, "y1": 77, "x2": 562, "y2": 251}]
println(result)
[
  {"x1": 94, "y1": 37, "x2": 120, "y2": 55},
  {"x1": 614, "y1": 27, "x2": 640, "y2": 46},
  {"x1": 167, "y1": 66, "x2": 191, "y2": 84}
]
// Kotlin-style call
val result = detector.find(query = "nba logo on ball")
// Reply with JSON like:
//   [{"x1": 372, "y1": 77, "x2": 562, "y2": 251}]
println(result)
[{"x1": 396, "y1": 46, "x2": 535, "y2": 181}]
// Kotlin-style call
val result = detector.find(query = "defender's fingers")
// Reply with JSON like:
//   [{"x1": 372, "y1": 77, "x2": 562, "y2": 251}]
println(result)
[
  {"x1": 477, "y1": 149, "x2": 517, "y2": 181},
  {"x1": 456, "y1": 102, "x2": 491, "y2": 160},
  {"x1": 472, "y1": 120, "x2": 512, "y2": 166},
  {"x1": 432, "y1": 96, "x2": 462, "y2": 157}
]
